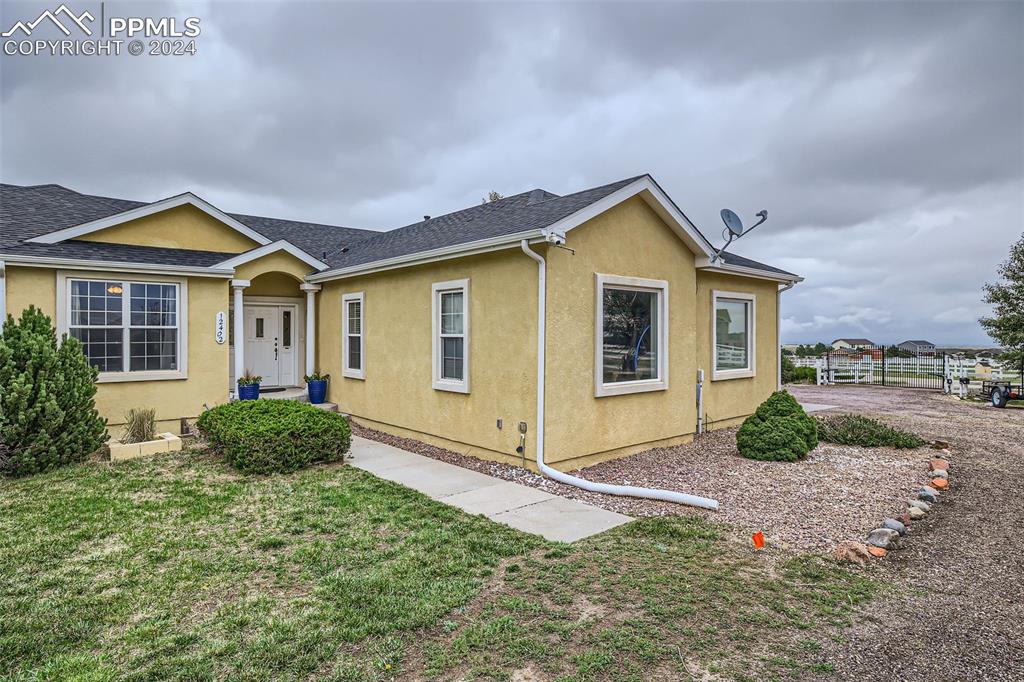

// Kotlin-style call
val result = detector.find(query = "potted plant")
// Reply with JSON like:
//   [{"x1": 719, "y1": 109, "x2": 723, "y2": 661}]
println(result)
[
  {"x1": 237, "y1": 371, "x2": 262, "y2": 400},
  {"x1": 304, "y1": 370, "x2": 330, "y2": 404}
]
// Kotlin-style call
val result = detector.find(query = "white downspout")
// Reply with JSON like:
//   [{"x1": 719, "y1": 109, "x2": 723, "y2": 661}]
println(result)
[
  {"x1": 520, "y1": 240, "x2": 719, "y2": 511},
  {"x1": 777, "y1": 281, "x2": 796, "y2": 390}
]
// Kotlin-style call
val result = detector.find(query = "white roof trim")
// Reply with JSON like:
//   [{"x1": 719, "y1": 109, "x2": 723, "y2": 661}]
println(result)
[
  {"x1": 0, "y1": 253, "x2": 235, "y2": 278},
  {"x1": 25, "y1": 192, "x2": 273, "y2": 246},
  {"x1": 307, "y1": 228, "x2": 545, "y2": 282},
  {"x1": 695, "y1": 258, "x2": 803, "y2": 284},
  {"x1": 212, "y1": 240, "x2": 329, "y2": 271},
  {"x1": 543, "y1": 175, "x2": 716, "y2": 258}
]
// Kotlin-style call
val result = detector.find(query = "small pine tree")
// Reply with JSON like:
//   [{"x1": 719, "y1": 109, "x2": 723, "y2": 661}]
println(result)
[
  {"x1": 981, "y1": 233, "x2": 1024, "y2": 368},
  {"x1": 0, "y1": 306, "x2": 108, "y2": 476}
]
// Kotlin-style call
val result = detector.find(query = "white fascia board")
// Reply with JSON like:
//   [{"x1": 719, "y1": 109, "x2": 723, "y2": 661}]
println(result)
[
  {"x1": 25, "y1": 192, "x2": 272, "y2": 246},
  {"x1": 544, "y1": 176, "x2": 716, "y2": 258},
  {"x1": 695, "y1": 258, "x2": 803, "y2": 284},
  {"x1": 212, "y1": 240, "x2": 329, "y2": 271},
  {"x1": 306, "y1": 229, "x2": 545, "y2": 283},
  {"x1": 0, "y1": 253, "x2": 235, "y2": 278}
]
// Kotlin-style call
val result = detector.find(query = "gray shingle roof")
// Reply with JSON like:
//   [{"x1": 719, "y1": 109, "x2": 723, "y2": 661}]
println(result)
[
  {"x1": 1, "y1": 178, "x2": 797, "y2": 280},
  {"x1": 320, "y1": 176, "x2": 643, "y2": 270},
  {"x1": 0, "y1": 240, "x2": 235, "y2": 268},
  {"x1": 716, "y1": 251, "x2": 799, "y2": 278}
]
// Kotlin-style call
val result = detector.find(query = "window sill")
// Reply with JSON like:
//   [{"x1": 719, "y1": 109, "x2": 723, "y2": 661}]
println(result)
[
  {"x1": 712, "y1": 369, "x2": 755, "y2": 381},
  {"x1": 433, "y1": 379, "x2": 469, "y2": 394},
  {"x1": 342, "y1": 370, "x2": 365, "y2": 380},
  {"x1": 97, "y1": 371, "x2": 188, "y2": 383},
  {"x1": 595, "y1": 379, "x2": 668, "y2": 398}
]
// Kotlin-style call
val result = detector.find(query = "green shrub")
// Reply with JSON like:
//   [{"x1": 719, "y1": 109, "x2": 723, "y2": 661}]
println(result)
[
  {"x1": 196, "y1": 399, "x2": 351, "y2": 474},
  {"x1": 736, "y1": 390, "x2": 818, "y2": 462},
  {"x1": 781, "y1": 355, "x2": 796, "y2": 384},
  {"x1": 816, "y1": 414, "x2": 927, "y2": 449},
  {"x1": 0, "y1": 306, "x2": 108, "y2": 476},
  {"x1": 792, "y1": 366, "x2": 817, "y2": 384}
]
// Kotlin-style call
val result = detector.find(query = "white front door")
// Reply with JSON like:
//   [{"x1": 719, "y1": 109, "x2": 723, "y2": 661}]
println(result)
[{"x1": 245, "y1": 305, "x2": 280, "y2": 386}]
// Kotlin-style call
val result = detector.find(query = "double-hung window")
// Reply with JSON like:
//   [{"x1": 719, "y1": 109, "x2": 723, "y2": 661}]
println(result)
[
  {"x1": 342, "y1": 292, "x2": 365, "y2": 379},
  {"x1": 432, "y1": 279, "x2": 469, "y2": 393},
  {"x1": 62, "y1": 274, "x2": 187, "y2": 381},
  {"x1": 712, "y1": 290, "x2": 755, "y2": 380},
  {"x1": 595, "y1": 274, "x2": 669, "y2": 397}
]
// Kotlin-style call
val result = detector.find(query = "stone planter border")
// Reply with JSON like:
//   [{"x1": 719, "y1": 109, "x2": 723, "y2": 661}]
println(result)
[
  {"x1": 109, "y1": 432, "x2": 183, "y2": 462},
  {"x1": 835, "y1": 439, "x2": 952, "y2": 564}
]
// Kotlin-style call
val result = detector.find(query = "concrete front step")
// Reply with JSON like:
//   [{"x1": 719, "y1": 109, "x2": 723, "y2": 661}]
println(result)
[{"x1": 257, "y1": 387, "x2": 337, "y2": 412}]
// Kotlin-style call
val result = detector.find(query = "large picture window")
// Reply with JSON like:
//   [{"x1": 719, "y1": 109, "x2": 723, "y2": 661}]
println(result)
[
  {"x1": 595, "y1": 274, "x2": 668, "y2": 397},
  {"x1": 712, "y1": 290, "x2": 755, "y2": 380},
  {"x1": 342, "y1": 292, "x2": 364, "y2": 379},
  {"x1": 432, "y1": 279, "x2": 469, "y2": 393},
  {"x1": 60, "y1": 274, "x2": 187, "y2": 381}
]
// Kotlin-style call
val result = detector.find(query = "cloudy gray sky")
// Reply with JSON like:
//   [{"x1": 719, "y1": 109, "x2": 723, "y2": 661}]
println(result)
[{"x1": 2, "y1": 0, "x2": 1022, "y2": 345}]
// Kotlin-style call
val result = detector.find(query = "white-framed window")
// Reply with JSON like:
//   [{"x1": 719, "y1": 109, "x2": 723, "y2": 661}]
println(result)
[
  {"x1": 56, "y1": 272, "x2": 188, "y2": 382},
  {"x1": 595, "y1": 274, "x2": 669, "y2": 397},
  {"x1": 712, "y1": 290, "x2": 756, "y2": 380},
  {"x1": 342, "y1": 292, "x2": 364, "y2": 379},
  {"x1": 431, "y1": 278, "x2": 469, "y2": 393}
]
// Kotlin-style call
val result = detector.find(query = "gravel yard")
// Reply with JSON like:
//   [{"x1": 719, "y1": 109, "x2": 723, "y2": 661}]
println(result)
[
  {"x1": 789, "y1": 385, "x2": 1024, "y2": 681},
  {"x1": 353, "y1": 401, "x2": 929, "y2": 552},
  {"x1": 355, "y1": 384, "x2": 1023, "y2": 680}
]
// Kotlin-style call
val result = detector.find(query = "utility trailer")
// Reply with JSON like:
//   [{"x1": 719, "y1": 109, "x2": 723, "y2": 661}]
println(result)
[{"x1": 983, "y1": 380, "x2": 1024, "y2": 408}]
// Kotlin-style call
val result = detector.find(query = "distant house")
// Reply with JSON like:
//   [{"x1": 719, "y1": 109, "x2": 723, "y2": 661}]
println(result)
[
  {"x1": 898, "y1": 340, "x2": 936, "y2": 356},
  {"x1": 974, "y1": 360, "x2": 993, "y2": 377},
  {"x1": 831, "y1": 338, "x2": 874, "y2": 350}
]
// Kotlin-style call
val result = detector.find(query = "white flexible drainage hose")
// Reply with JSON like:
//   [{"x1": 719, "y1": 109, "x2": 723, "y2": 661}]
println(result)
[{"x1": 520, "y1": 240, "x2": 719, "y2": 511}]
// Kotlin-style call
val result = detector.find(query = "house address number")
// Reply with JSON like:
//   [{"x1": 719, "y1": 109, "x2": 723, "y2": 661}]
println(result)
[{"x1": 215, "y1": 311, "x2": 227, "y2": 344}]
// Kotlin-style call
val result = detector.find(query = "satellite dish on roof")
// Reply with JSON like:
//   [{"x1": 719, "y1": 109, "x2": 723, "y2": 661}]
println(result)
[
  {"x1": 711, "y1": 208, "x2": 769, "y2": 263},
  {"x1": 720, "y1": 209, "x2": 744, "y2": 236}
]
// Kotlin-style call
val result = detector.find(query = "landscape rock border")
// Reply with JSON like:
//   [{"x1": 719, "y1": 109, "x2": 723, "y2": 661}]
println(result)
[{"x1": 834, "y1": 440, "x2": 953, "y2": 566}]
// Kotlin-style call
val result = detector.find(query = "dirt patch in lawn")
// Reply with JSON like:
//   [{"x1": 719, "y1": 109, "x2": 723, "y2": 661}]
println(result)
[{"x1": 351, "y1": 420, "x2": 927, "y2": 552}]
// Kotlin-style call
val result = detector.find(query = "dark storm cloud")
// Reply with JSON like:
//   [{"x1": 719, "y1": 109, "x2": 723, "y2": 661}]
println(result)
[{"x1": 2, "y1": 1, "x2": 1022, "y2": 344}]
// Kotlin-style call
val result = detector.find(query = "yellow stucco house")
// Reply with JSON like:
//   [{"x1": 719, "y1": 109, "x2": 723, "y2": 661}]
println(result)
[{"x1": 0, "y1": 175, "x2": 801, "y2": 471}]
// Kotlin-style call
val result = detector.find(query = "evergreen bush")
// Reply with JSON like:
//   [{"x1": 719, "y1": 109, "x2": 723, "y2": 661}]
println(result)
[
  {"x1": 196, "y1": 399, "x2": 351, "y2": 474},
  {"x1": 0, "y1": 306, "x2": 108, "y2": 476},
  {"x1": 736, "y1": 390, "x2": 818, "y2": 462},
  {"x1": 816, "y1": 414, "x2": 926, "y2": 449}
]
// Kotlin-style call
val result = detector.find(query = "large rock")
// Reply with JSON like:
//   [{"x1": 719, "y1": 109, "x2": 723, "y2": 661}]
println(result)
[
  {"x1": 882, "y1": 518, "x2": 907, "y2": 536},
  {"x1": 918, "y1": 487, "x2": 939, "y2": 503},
  {"x1": 866, "y1": 527, "x2": 900, "y2": 549},
  {"x1": 908, "y1": 506, "x2": 926, "y2": 520},
  {"x1": 930, "y1": 469, "x2": 949, "y2": 480},
  {"x1": 932, "y1": 440, "x2": 950, "y2": 450},
  {"x1": 834, "y1": 540, "x2": 873, "y2": 566},
  {"x1": 909, "y1": 499, "x2": 931, "y2": 512},
  {"x1": 930, "y1": 458, "x2": 950, "y2": 471},
  {"x1": 931, "y1": 478, "x2": 949, "y2": 490}
]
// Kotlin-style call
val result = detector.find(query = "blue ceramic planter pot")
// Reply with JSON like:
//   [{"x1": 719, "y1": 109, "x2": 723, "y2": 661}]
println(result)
[
  {"x1": 237, "y1": 383, "x2": 260, "y2": 400},
  {"x1": 307, "y1": 379, "x2": 328, "y2": 404}
]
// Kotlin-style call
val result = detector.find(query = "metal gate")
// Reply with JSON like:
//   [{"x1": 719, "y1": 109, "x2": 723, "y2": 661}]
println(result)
[{"x1": 821, "y1": 345, "x2": 947, "y2": 390}]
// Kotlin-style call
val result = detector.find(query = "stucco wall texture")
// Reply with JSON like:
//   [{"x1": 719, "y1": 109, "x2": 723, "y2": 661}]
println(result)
[{"x1": 4, "y1": 195, "x2": 780, "y2": 466}]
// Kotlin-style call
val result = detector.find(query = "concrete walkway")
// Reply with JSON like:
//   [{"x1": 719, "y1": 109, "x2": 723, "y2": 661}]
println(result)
[
  {"x1": 799, "y1": 401, "x2": 838, "y2": 413},
  {"x1": 347, "y1": 436, "x2": 632, "y2": 543}
]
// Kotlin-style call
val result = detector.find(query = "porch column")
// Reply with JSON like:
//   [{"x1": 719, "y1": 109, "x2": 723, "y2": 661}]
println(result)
[
  {"x1": 231, "y1": 279, "x2": 250, "y2": 393},
  {"x1": 300, "y1": 283, "x2": 321, "y2": 377}
]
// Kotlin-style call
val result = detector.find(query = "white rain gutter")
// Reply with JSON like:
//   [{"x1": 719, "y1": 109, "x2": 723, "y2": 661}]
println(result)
[
  {"x1": 777, "y1": 281, "x2": 796, "y2": 390},
  {"x1": 520, "y1": 239, "x2": 719, "y2": 511}
]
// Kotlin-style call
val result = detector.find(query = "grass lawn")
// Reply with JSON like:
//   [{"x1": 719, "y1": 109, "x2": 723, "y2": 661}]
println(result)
[{"x1": 1, "y1": 450, "x2": 878, "y2": 681}]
